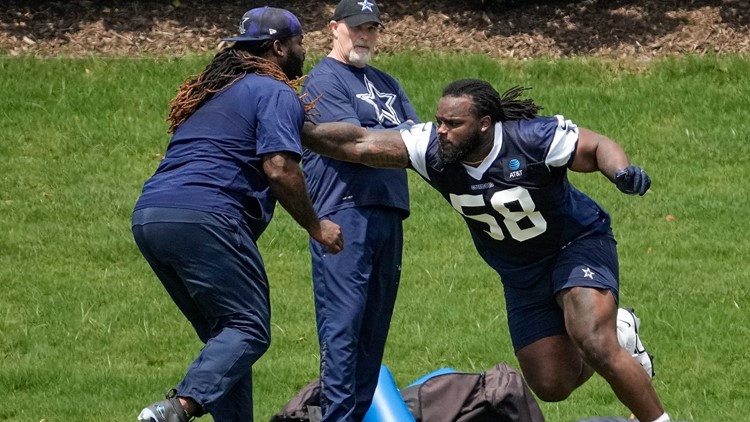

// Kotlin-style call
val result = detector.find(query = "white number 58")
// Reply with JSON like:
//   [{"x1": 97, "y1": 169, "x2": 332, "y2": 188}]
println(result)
[{"x1": 449, "y1": 187, "x2": 547, "y2": 242}]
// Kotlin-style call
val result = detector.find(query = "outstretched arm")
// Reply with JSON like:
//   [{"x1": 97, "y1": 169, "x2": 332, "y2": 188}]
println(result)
[
  {"x1": 301, "y1": 121, "x2": 410, "y2": 169},
  {"x1": 570, "y1": 127, "x2": 651, "y2": 195}
]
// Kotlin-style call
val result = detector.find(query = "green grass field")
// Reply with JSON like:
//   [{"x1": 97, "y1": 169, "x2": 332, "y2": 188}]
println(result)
[{"x1": 1, "y1": 52, "x2": 749, "y2": 421}]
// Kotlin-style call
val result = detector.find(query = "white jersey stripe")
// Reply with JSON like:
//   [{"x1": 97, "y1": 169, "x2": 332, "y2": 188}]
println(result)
[
  {"x1": 401, "y1": 122, "x2": 434, "y2": 180},
  {"x1": 545, "y1": 115, "x2": 579, "y2": 168}
]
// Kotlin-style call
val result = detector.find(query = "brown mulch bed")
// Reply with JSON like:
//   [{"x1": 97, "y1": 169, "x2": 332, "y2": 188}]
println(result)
[{"x1": 2, "y1": 0, "x2": 749, "y2": 59}]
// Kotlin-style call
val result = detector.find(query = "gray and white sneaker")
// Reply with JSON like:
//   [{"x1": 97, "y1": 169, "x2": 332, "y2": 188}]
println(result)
[
  {"x1": 138, "y1": 389, "x2": 192, "y2": 422},
  {"x1": 616, "y1": 307, "x2": 655, "y2": 379}
]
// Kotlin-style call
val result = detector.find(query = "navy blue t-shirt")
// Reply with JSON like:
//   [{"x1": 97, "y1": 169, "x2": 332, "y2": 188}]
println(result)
[
  {"x1": 401, "y1": 116, "x2": 612, "y2": 287},
  {"x1": 134, "y1": 74, "x2": 305, "y2": 238},
  {"x1": 301, "y1": 57, "x2": 419, "y2": 218}
]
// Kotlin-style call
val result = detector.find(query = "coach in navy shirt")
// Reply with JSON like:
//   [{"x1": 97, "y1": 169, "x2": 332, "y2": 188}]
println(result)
[{"x1": 301, "y1": 0, "x2": 420, "y2": 421}]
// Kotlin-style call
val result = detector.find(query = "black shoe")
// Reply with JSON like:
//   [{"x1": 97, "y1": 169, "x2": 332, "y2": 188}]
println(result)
[{"x1": 138, "y1": 389, "x2": 192, "y2": 422}]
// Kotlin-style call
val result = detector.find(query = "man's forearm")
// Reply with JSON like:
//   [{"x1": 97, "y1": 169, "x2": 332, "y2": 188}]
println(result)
[
  {"x1": 594, "y1": 137, "x2": 631, "y2": 182},
  {"x1": 302, "y1": 121, "x2": 367, "y2": 161},
  {"x1": 302, "y1": 121, "x2": 410, "y2": 168},
  {"x1": 271, "y1": 176, "x2": 320, "y2": 233},
  {"x1": 573, "y1": 128, "x2": 630, "y2": 180},
  {"x1": 264, "y1": 154, "x2": 321, "y2": 235}
]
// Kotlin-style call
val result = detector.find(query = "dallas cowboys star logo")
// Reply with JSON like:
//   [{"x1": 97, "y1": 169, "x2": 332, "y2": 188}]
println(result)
[
  {"x1": 239, "y1": 16, "x2": 249, "y2": 34},
  {"x1": 356, "y1": 75, "x2": 401, "y2": 125},
  {"x1": 582, "y1": 267, "x2": 595, "y2": 279},
  {"x1": 358, "y1": 0, "x2": 375, "y2": 12}
]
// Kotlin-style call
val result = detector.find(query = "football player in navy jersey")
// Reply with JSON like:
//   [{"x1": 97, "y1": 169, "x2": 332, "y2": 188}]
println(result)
[
  {"x1": 302, "y1": 79, "x2": 670, "y2": 422},
  {"x1": 300, "y1": 0, "x2": 420, "y2": 420},
  {"x1": 132, "y1": 7, "x2": 343, "y2": 422}
]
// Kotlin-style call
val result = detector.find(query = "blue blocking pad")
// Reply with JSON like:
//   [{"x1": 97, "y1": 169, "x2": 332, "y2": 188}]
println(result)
[{"x1": 363, "y1": 366, "x2": 416, "y2": 422}]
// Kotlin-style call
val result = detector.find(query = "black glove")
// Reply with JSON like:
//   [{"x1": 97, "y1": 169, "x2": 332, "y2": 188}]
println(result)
[{"x1": 614, "y1": 165, "x2": 651, "y2": 196}]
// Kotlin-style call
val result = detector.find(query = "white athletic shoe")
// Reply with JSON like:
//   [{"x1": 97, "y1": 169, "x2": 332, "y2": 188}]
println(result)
[{"x1": 616, "y1": 307, "x2": 655, "y2": 379}]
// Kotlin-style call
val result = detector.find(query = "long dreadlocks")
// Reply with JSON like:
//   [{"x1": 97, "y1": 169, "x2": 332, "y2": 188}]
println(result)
[
  {"x1": 441, "y1": 79, "x2": 542, "y2": 122},
  {"x1": 166, "y1": 41, "x2": 313, "y2": 133}
]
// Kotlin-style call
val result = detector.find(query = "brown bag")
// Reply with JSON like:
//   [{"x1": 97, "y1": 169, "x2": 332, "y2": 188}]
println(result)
[
  {"x1": 401, "y1": 364, "x2": 545, "y2": 422},
  {"x1": 269, "y1": 378, "x2": 323, "y2": 422},
  {"x1": 270, "y1": 363, "x2": 544, "y2": 422}
]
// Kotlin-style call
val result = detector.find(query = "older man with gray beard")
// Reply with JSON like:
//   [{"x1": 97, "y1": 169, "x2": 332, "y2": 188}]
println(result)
[{"x1": 300, "y1": 0, "x2": 420, "y2": 421}]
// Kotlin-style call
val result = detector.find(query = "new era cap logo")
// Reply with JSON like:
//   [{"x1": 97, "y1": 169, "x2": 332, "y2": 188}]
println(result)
[{"x1": 269, "y1": 28, "x2": 277, "y2": 35}]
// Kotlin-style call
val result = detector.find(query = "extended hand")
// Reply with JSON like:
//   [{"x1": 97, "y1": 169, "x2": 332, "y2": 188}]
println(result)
[
  {"x1": 614, "y1": 165, "x2": 651, "y2": 196},
  {"x1": 313, "y1": 220, "x2": 344, "y2": 254}
]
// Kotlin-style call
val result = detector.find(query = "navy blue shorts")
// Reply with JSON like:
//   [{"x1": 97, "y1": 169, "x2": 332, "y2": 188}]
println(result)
[{"x1": 504, "y1": 232, "x2": 620, "y2": 352}]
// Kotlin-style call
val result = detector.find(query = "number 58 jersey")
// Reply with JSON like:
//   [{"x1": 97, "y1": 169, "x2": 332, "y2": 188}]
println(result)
[{"x1": 401, "y1": 116, "x2": 612, "y2": 286}]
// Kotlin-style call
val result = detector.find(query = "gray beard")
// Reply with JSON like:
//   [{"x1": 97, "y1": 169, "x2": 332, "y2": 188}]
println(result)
[{"x1": 348, "y1": 49, "x2": 371, "y2": 67}]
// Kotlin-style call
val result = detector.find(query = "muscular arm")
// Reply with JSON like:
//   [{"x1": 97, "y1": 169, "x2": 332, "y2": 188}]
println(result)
[
  {"x1": 301, "y1": 121, "x2": 410, "y2": 169},
  {"x1": 262, "y1": 152, "x2": 343, "y2": 253},
  {"x1": 569, "y1": 127, "x2": 631, "y2": 182}
]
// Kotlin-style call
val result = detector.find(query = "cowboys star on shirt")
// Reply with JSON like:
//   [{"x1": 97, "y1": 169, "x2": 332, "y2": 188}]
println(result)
[{"x1": 356, "y1": 75, "x2": 401, "y2": 125}]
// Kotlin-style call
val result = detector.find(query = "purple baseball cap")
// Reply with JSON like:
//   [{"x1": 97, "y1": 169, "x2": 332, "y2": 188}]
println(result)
[{"x1": 224, "y1": 6, "x2": 303, "y2": 42}]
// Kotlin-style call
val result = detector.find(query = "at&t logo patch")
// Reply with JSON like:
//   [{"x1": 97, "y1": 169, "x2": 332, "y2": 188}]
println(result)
[{"x1": 504, "y1": 156, "x2": 526, "y2": 180}]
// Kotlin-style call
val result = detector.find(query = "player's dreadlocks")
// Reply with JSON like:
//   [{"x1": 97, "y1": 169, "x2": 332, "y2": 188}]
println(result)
[
  {"x1": 166, "y1": 41, "x2": 313, "y2": 133},
  {"x1": 442, "y1": 79, "x2": 542, "y2": 123}
]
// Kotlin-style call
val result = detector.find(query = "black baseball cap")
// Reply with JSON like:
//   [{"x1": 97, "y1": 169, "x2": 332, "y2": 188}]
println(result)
[
  {"x1": 332, "y1": 0, "x2": 383, "y2": 28},
  {"x1": 224, "y1": 6, "x2": 303, "y2": 42}
]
